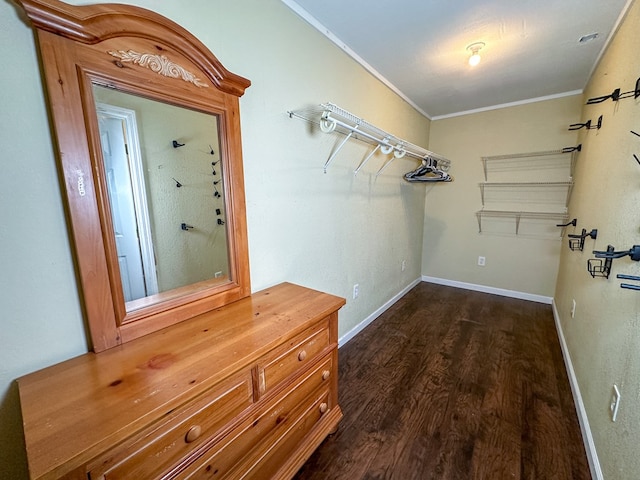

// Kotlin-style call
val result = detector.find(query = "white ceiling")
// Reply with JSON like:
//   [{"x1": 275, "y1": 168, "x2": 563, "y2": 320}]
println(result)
[{"x1": 282, "y1": 0, "x2": 631, "y2": 119}]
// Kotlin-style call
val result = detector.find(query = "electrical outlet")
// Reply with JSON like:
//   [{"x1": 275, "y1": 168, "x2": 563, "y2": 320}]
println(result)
[
  {"x1": 478, "y1": 256, "x2": 486, "y2": 266},
  {"x1": 571, "y1": 299, "x2": 576, "y2": 318},
  {"x1": 610, "y1": 384, "x2": 621, "y2": 422},
  {"x1": 401, "y1": 260, "x2": 406, "y2": 272},
  {"x1": 353, "y1": 284, "x2": 359, "y2": 300}
]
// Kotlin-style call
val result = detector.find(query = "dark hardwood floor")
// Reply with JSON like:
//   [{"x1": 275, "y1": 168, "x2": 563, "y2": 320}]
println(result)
[{"x1": 294, "y1": 282, "x2": 590, "y2": 480}]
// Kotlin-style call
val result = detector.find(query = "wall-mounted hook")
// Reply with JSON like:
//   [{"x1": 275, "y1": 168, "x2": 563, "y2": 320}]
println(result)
[
  {"x1": 568, "y1": 228, "x2": 598, "y2": 251},
  {"x1": 213, "y1": 185, "x2": 221, "y2": 198},
  {"x1": 181, "y1": 223, "x2": 194, "y2": 231},
  {"x1": 172, "y1": 140, "x2": 185, "y2": 148},
  {"x1": 172, "y1": 177, "x2": 183, "y2": 188},
  {"x1": 562, "y1": 144, "x2": 582, "y2": 153},
  {"x1": 617, "y1": 274, "x2": 640, "y2": 291},
  {"x1": 209, "y1": 144, "x2": 215, "y2": 155},
  {"x1": 213, "y1": 180, "x2": 221, "y2": 185},
  {"x1": 215, "y1": 208, "x2": 222, "y2": 215},
  {"x1": 556, "y1": 218, "x2": 577, "y2": 228},
  {"x1": 217, "y1": 219, "x2": 225, "y2": 225},
  {"x1": 586, "y1": 77, "x2": 640, "y2": 104},
  {"x1": 588, "y1": 245, "x2": 614, "y2": 278},
  {"x1": 593, "y1": 245, "x2": 640, "y2": 262},
  {"x1": 568, "y1": 115, "x2": 602, "y2": 131},
  {"x1": 586, "y1": 88, "x2": 621, "y2": 104}
]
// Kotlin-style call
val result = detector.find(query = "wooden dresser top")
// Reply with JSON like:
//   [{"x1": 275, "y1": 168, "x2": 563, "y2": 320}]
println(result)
[{"x1": 18, "y1": 282, "x2": 345, "y2": 480}]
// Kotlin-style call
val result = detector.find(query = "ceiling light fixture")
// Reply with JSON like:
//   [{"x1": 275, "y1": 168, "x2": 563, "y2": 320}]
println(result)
[{"x1": 466, "y1": 42, "x2": 485, "y2": 67}]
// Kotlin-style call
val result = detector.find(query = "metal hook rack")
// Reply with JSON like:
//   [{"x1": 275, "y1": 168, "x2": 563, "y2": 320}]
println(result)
[
  {"x1": 630, "y1": 131, "x2": 640, "y2": 166},
  {"x1": 586, "y1": 77, "x2": 640, "y2": 104},
  {"x1": 617, "y1": 274, "x2": 640, "y2": 291},
  {"x1": 287, "y1": 102, "x2": 452, "y2": 178},
  {"x1": 588, "y1": 245, "x2": 640, "y2": 279},
  {"x1": 588, "y1": 245, "x2": 614, "y2": 278},
  {"x1": 556, "y1": 218, "x2": 577, "y2": 228},
  {"x1": 568, "y1": 228, "x2": 598, "y2": 251},
  {"x1": 569, "y1": 115, "x2": 603, "y2": 131}
]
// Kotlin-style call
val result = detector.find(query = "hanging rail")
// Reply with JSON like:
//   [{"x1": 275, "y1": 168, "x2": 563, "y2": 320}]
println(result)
[{"x1": 287, "y1": 102, "x2": 452, "y2": 176}]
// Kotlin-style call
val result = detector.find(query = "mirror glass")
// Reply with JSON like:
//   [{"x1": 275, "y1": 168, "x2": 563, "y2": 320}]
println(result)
[{"x1": 93, "y1": 85, "x2": 230, "y2": 311}]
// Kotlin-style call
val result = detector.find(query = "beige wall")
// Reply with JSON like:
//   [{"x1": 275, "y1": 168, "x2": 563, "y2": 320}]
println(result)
[
  {"x1": 555, "y1": 1, "x2": 640, "y2": 478},
  {"x1": 0, "y1": 1, "x2": 429, "y2": 478},
  {"x1": 424, "y1": 96, "x2": 582, "y2": 297}
]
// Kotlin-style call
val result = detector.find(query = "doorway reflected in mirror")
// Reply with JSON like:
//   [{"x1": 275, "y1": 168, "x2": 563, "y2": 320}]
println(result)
[{"x1": 94, "y1": 85, "x2": 230, "y2": 309}]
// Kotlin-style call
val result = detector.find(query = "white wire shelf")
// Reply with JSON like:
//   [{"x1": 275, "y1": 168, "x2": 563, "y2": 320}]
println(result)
[
  {"x1": 478, "y1": 180, "x2": 574, "y2": 206},
  {"x1": 287, "y1": 102, "x2": 451, "y2": 176},
  {"x1": 480, "y1": 147, "x2": 580, "y2": 181},
  {"x1": 475, "y1": 210, "x2": 570, "y2": 236}
]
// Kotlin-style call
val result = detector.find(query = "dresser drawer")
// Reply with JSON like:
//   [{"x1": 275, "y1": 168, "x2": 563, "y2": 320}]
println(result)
[
  {"x1": 179, "y1": 354, "x2": 334, "y2": 479},
  {"x1": 88, "y1": 371, "x2": 253, "y2": 480},
  {"x1": 256, "y1": 320, "x2": 330, "y2": 398},
  {"x1": 242, "y1": 388, "x2": 331, "y2": 480}
]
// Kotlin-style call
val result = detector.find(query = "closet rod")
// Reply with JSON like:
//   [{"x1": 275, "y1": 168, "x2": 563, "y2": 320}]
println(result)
[{"x1": 288, "y1": 102, "x2": 451, "y2": 174}]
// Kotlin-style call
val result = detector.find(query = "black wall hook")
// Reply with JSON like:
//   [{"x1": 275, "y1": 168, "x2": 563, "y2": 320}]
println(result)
[
  {"x1": 617, "y1": 274, "x2": 640, "y2": 291},
  {"x1": 588, "y1": 245, "x2": 614, "y2": 278},
  {"x1": 586, "y1": 88, "x2": 621, "y2": 104},
  {"x1": 568, "y1": 228, "x2": 598, "y2": 251},
  {"x1": 562, "y1": 144, "x2": 582, "y2": 153},
  {"x1": 172, "y1": 140, "x2": 185, "y2": 148},
  {"x1": 594, "y1": 245, "x2": 640, "y2": 262},
  {"x1": 181, "y1": 223, "x2": 194, "y2": 231},
  {"x1": 569, "y1": 115, "x2": 602, "y2": 131},
  {"x1": 556, "y1": 218, "x2": 577, "y2": 228},
  {"x1": 586, "y1": 77, "x2": 640, "y2": 104},
  {"x1": 172, "y1": 177, "x2": 182, "y2": 188},
  {"x1": 209, "y1": 144, "x2": 215, "y2": 155}
]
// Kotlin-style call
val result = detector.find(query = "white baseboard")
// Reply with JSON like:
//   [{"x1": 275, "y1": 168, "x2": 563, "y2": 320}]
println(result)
[
  {"x1": 421, "y1": 276, "x2": 553, "y2": 304},
  {"x1": 338, "y1": 277, "x2": 421, "y2": 347},
  {"x1": 552, "y1": 301, "x2": 602, "y2": 480}
]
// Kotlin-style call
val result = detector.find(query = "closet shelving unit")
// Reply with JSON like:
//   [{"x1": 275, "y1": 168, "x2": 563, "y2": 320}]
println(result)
[
  {"x1": 478, "y1": 181, "x2": 574, "y2": 206},
  {"x1": 476, "y1": 148, "x2": 578, "y2": 237},
  {"x1": 287, "y1": 102, "x2": 451, "y2": 176},
  {"x1": 480, "y1": 147, "x2": 580, "y2": 181},
  {"x1": 475, "y1": 210, "x2": 569, "y2": 235}
]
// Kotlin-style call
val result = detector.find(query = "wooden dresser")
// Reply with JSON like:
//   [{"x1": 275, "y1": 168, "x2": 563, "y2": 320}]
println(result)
[{"x1": 18, "y1": 283, "x2": 345, "y2": 480}]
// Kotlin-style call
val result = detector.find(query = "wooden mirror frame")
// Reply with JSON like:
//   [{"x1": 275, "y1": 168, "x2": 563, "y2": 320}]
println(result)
[{"x1": 18, "y1": 0, "x2": 251, "y2": 352}]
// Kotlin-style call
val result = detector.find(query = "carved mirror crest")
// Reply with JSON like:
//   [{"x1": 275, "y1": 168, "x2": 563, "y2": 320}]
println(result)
[{"x1": 17, "y1": 0, "x2": 251, "y2": 352}]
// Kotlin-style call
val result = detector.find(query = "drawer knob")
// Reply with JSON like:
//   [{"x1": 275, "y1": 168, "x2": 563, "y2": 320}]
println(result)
[
  {"x1": 319, "y1": 403, "x2": 328, "y2": 414},
  {"x1": 185, "y1": 425, "x2": 202, "y2": 443},
  {"x1": 297, "y1": 350, "x2": 307, "y2": 361},
  {"x1": 322, "y1": 370, "x2": 330, "y2": 381}
]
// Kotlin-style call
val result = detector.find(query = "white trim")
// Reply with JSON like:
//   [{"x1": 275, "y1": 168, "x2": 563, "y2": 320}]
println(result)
[
  {"x1": 338, "y1": 277, "x2": 421, "y2": 347},
  {"x1": 431, "y1": 90, "x2": 584, "y2": 121},
  {"x1": 96, "y1": 103, "x2": 159, "y2": 297},
  {"x1": 421, "y1": 276, "x2": 553, "y2": 304},
  {"x1": 280, "y1": 0, "x2": 431, "y2": 120},
  {"x1": 552, "y1": 300, "x2": 603, "y2": 480}
]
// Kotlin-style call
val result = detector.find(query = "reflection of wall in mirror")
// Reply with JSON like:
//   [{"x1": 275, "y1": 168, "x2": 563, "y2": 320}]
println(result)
[{"x1": 93, "y1": 87, "x2": 228, "y2": 293}]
